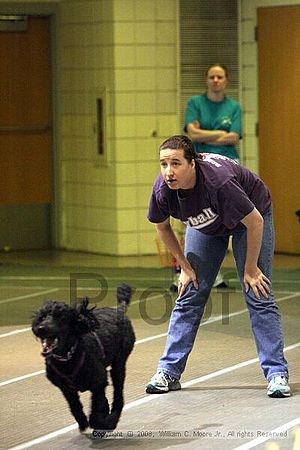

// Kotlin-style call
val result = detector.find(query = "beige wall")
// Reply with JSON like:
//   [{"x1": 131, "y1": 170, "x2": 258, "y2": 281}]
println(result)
[
  {"x1": 240, "y1": 0, "x2": 300, "y2": 172},
  {"x1": 58, "y1": 0, "x2": 179, "y2": 255},
  {"x1": 3, "y1": 0, "x2": 298, "y2": 255}
]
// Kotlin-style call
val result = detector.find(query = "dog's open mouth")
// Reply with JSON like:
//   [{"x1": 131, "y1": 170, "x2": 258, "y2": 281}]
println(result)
[{"x1": 41, "y1": 337, "x2": 58, "y2": 356}]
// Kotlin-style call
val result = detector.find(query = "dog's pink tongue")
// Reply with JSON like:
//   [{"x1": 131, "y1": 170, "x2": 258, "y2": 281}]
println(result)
[{"x1": 42, "y1": 338, "x2": 54, "y2": 351}]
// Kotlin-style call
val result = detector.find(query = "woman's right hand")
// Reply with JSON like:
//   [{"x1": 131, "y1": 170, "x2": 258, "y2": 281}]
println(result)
[{"x1": 178, "y1": 266, "x2": 199, "y2": 297}]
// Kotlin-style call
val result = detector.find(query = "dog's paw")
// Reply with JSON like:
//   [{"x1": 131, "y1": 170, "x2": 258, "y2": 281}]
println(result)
[
  {"x1": 89, "y1": 414, "x2": 107, "y2": 431},
  {"x1": 103, "y1": 413, "x2": 119, "y2": 431},
  {"x1": 78, "y1": 418, "x2": 89, "y2": 433},
  {"x1": 80, "y1": 426, "x2": 93, "y2": 436},
  {"x1": 81, "y1": 427, "x2": 107, "y2": 440}
]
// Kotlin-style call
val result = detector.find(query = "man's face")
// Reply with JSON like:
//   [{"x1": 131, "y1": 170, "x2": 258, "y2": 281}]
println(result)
[{"x1": 160, "y1": 148, "x2": 196, "y2": 190}]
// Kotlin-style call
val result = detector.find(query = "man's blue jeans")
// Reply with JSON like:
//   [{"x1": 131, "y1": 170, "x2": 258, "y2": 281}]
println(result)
[{"x1": 158, "y1": 206, "x2": 288, "y2": 381}]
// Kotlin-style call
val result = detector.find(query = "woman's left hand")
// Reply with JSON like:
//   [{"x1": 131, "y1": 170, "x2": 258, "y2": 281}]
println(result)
[{"x1": 244, "y1": 267, "x2": 271, "y2": 300}]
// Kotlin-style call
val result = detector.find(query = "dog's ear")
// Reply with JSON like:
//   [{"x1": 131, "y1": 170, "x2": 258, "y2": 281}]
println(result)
[
  {"x1": 76, "y1": 297, "x2": 93, "y2": 314},
  {"x1": 31, "y1": 301, "x2": 54, "y2": 327},
  {"x1": 71, "y1": 298, "x2": 99, "y2": 334}
]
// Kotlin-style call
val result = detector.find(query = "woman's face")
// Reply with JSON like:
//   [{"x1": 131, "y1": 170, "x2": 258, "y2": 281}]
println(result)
[
  {"x1": 206, "y1": 66, "x2": 228, "y2": 94},
  {"x1": 160, "y1": 148, "x2": 196, "y2": 190}
]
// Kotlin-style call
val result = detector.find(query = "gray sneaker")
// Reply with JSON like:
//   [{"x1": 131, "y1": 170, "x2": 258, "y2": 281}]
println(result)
[
  {"x1": 145, "y1": 371, "x2": 181, "y2": 394},
  {"x1": 267, "y1": 376, "x2": 291, "y2": 398}
]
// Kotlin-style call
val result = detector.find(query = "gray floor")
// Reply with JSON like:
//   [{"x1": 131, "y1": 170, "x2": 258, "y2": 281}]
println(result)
[{"x1": 0, "y1": 250, "x2": 300, "y2": 450}]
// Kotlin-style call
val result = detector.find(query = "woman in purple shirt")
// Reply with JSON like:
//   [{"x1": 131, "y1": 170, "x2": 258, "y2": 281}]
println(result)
[{"x1": 145, "y1": 135, "x2": 290, "y2": 398}]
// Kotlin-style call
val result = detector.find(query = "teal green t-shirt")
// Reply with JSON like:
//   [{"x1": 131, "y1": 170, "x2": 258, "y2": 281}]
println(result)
[{"x1": 184, "y1": 94, "x2": 242, "y2": 160}]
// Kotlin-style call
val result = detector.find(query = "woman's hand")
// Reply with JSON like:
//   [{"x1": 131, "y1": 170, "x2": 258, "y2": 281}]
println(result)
[
  {"x1": 155, "y1": 220, "x2": 199, "y2": 298},
  {"x1": 244, "y1": 266, "x2": 271, "y2": 300},
  {"x1": 241, "y1": 209, "x2": 269, "y2": 300},
  {"x1": 178, "y1": 266, "x2": 199, "y2": 297}
]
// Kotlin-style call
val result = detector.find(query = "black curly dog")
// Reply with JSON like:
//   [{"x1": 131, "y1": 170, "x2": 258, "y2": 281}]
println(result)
[{"x1": 32, "y1": 284, "x2": 135, "y2": 433}]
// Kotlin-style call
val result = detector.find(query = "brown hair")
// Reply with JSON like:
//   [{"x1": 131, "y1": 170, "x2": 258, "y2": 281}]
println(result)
[
  {"x1": 205, "y1": 63, "x2": 229, "y2": 79},
  {"x1": 159, "y1": 135, "x2": 202, "y2": 163}
]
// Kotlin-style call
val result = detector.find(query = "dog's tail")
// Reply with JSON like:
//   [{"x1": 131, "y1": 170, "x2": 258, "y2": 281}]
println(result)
[{"x1": 116, "y1": 283, "x2": 132, "y2": 312}]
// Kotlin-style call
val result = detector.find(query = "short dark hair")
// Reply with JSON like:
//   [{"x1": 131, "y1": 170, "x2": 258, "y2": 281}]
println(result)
[
  {"x1": 159, "y1": 135, "x2": 199, "y2": 163},
  {"x1": 205, "y1": 63, "x2": 229, "y2": 79}
]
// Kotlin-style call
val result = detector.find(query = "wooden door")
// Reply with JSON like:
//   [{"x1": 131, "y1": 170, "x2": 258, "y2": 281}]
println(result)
[
  {"x1": 0, "y1": 16, "x2": 52, "y2": 249},
  {"x1": 257, "y1": 6, "x2": 300, "y2": 254}
]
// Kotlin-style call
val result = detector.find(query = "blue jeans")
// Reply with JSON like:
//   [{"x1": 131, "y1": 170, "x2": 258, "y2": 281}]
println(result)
[{"x1": 158, "y1": 206, "x2": 288, "y2": 382}]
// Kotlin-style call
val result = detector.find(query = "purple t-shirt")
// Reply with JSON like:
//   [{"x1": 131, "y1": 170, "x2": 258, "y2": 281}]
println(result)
[{"x1": 147, "y1": 154, "x2": 272, "y2": 236}]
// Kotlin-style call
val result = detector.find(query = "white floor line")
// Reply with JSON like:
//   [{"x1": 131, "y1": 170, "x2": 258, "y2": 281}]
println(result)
[
  {"x1": 0, "y1": 285, "x2": 131, "y2": 291},
  {"x1": 0, "y1": 276, "x2": 71, "y2": 280},
  {"x1": 0, "y1": 286, "x2": 56, "y2": 290},
  {"x1": 6, "y1": 341, "x2": 300, "y2": 450},
  {"x1": 0, "y1": 288, "x2": 59, "y2": 305},
  {"x1": 0, "y1": 328, "x2": 31, "y2": 339},
  {"x1": 1, "y1": 275, "x2": 299, "y2": 284},
  {"x1": 0, "y1": 370, "x2": 46, "y2": 387},
  {"x1": 232, "y1": 417, "x2": 300, "y2": 450},
  {"x1": 0, "y1": 292, "x2": 166, "y2": 340},
  {"x1": 181, "y1": 340, "x2": 300, "y2": 389},
  {"x1": 135, "y1": 332, "x2": 168, "y2": 345},
  {"x1": 0, "y1": 287, "x2": 167, "y2": 309},
  {"x1": 228, "y1": 277, "x2": 300, "y2": 285},
  {"x1": 7, "y1": 424, "x2": 79, "y2": 450},
  {"x1": 1, "y1": 291, "x2": 299, "y2": 389},
  {"x1": 0, "y1": 330, "x2": 169, "y2": 387},
  {"x1": 0, "y1": 275, "x2": 168, "y2": 281},
  {"x1": 1, "y1": 291, "x2": 298, "y2": 340}
]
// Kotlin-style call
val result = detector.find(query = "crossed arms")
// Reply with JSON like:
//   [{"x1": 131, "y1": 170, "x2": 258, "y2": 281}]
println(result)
[{"x1": 186, "y1": 120, "x2": 240, "y2": 146}]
